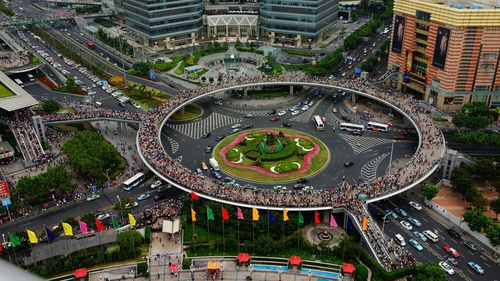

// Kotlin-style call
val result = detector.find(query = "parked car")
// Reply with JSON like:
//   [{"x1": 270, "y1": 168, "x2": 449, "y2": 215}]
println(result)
[
  {"x1": 291, "y1": 110, "x2": 300, "y2": 116},
  {"x1": 395, "y1": 208, "x2": 408, "y2": 217},
  {"x1": 277, "y1": 110, "x2": 287, "y2": 116},
  {"x1": 293, "y1": 183, "x2": 305, "y2": 190},
  {"x1": 216, "y1": 135, "x2": 225, "y2": 141},
  {"x1": 297, "y1": 178, "x2": 308, "y2": 183},
  {"x1": 137, "y1": 194, "x2": 151, "y2": 201},
  {"x1": 231, "y1": 123, "x2": 241, "y2": 129}
]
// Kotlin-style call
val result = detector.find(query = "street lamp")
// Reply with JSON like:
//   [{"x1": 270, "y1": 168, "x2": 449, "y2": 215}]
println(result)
[
  {"x1": 382, "y1": 213, "x2": 390, "y2": 232},
  {"x1": 387, "y1": 140, "x2": 395, "y2": 173}
]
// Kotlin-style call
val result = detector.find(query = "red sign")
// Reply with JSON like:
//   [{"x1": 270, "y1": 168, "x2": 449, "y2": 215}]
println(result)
[{"x1": 0, "y1": 181, "x2": 9, "y2": 198}]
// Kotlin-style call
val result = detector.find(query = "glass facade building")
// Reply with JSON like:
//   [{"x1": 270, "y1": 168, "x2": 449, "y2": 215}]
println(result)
[
  {"x1": 259, "y1": 0, "x2": 338, "y2": 40},
  {"x1": 123, "y1": 0, "x2": 204, "y2": 41}
]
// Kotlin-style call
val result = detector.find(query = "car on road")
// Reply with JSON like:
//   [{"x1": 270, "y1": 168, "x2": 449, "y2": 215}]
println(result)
[
  {"x1": 196, "y1": 168, "x2": 203, "y2": 176},
  {"x1": 244, "y1": 113, "x2": 254, "y2": 118},
  {"x1": 409, "y1": 239, "x2": 423, "y2": 251},
  {"x1": 351, "y1": 130, "x2": 363, "y2": 136},
  {"x1": 277, "y1": 110, "x2": 287, "y2": 116},
  {"x1": 409, "y1": 201, "x2": 422, "y2": 210},
  {"x1": 291, "y1": 110, "x2": 300, "y2": 116},
  {"x1": 413, "y1": 231, "x2": 427, "y2": 242},
  {"x1": 395, "y1": 208, "x2": 408, "y2": 217},
  {"x1": 154, "y1": 193, "x2": 169, "y2": 201},
  {"x1": 282, "y1": 122, "x2": 292, "y2": 127},
  {"x1": 97, "y1": 213, "x2": 110, "y2": 220},
  {"x1": 445, "y1": 256, "x2": 458, "y2": 267},
  {"x1": 205, "y1": 145, "x2": 213, "y2": 153},
  {"x1": 462, "y1": 240, "x2": 479, "y2": 252},
  {"x1": 468, "y1": 261, "x2": 484, "y2": 274},
  {"x1": 268, "y1": 109, "x2": 277, "y2": 115},
  {"x1": 212, "y1": 171, "x2": 222, "y2": 179},
  {"x1": 243, "y1": 124, "x2": 254, "y2": 129},
  {"x1": 151, "y1": 180, "x2": 162, "y2": 189},
  {"x1": 301, "y1": 105, "x2": 310, "y2": 111},
  {"x1": 438, "y1": 261, "x2": 455, "y2": 275},
  {"x1": 344, "y1": 162, "x2": 354, "y2": 167},
  {"x1": 443, "y1": 245, "x2": 460, "y2": 258},
  {"x1": 215, "y1": 135, "x2": 225, "y2": 141},
  {"x1": 400, "y1": 220, "x2": 412, "y2": 230},
  {"x1": 137, "y1": 194, "x2": 151, "y2": 201},
  {"x1": 393, "y1": 134, "x2": 406, "y2": 140},
  {"x1": 271, "y1": 116, "x2": 281, "y2": 122},
  {"x1": 202, "y1": 133, "x2": 211, "y2": 139},
  {"x1": 231, "y1": 123, "x2": 241, "y2": 129},
  {"x1": 125, "y1": 201, "x2": 138, "y2": 209},
  {"x1": 302, "y1": 186, "x2": 314, "y2": 191},
  {"x1": 446, "y1": 228, "x2": 461, "y2": 240},
  {"x1": 223, "y1": 177, "x2": 236, "y2": 185},
  {"x1": 293, "y1": 183, "x2": 305, "y2": 190},
  {"x1": 385, "y1": 209, "x2": 398, "y2": 219},
  {"x1": 200, "y1": 161, "x2": 208, "y2": 170},
  {"x1": 86, "y1": 194, "x2": 101, "y2": 201},
  {"x1": 297, "y1": 178, "x2": 308, "y2": 184},
  {"x1": 230, "y1": 128, "x2": 241, "y2": 134},
  {"x1": 214, "y1": 100, "x2": 223, "y2": 106},
  {"x1": 273, "y1": 185, "x2": 287, "y2": 190},
  {"x1": 332, "y1": 107, "x2": 338, "y2": 113},
  {"x1": 407, "y1": 217, "x2": 421, "y2": 227}
]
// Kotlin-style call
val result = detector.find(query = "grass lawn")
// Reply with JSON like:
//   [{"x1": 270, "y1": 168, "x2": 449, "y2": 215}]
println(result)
[
  {"x1": 282, "y1": 49, "x2": 315, "y2": 57},
  {"x1": 170, "y1": 104, "x2": 203, "y2": 121},
  {"x1": 213, "y1": 128, "x2": 330, "y2": 183},
  {"x1": 188, "y1": 68, "x2": 209, "y2": 80},
  {"x1": 121, "y1": 82, "x2": 170, "y2": 110},
  {"x1": 55, "y1": 124, "x2": 84, "y2": 132},
  {"x1": 247, "y1": 89, "x2": 288, "y2": 99},
  {"x1": 183, "y1": 221, "x2": 223, "y2": 244},
  {"x1": 175, "y1": 61, "x2": 186, "y2": 75},
  {"x1": 258, "y1": 62, "x2": 283, "y2": 76},
  {"x1": 0, "y1": 82, "x2": 15, "y2": 97}
]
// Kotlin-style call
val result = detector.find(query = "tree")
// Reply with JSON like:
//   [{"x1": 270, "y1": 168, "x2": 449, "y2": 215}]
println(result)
[
  {"x1": 65, "y1": 76, "x2": 77, "y2": 91},
  {"x1": 495, "y1": 182, "x2": 500, "y2": 199},
  {"x1": 463, "y1": 210, "x2": 491, "y2": 232},
  {"x1": 452, "y1": 102, "x2": 491, "y2": 130},
  {"x1": 113, "y1": 198, "x2": 134, "y2": 217},
  {"x1": 421, "y1": 184, "x2": 440, "y2": 201},
  {"x1": 485, "y1": 224, "x2": 500, "y2": 247},
  {"x1": 474, "y1": 158, "x2": 497, "y2": 181},
  {"x1": 471, "y1": 195, "x2": 489, "y2": 212},
  {"x1": 490, "y1": 198, "x2": 500, "y2": 219},
  {"x1": 450, "y1": 166, "x2": 476, "y2": 202},
  {"x1": 42, "y1": 99, "x2": 60, "y2": 114},
  {"x1": 411, "y1": 263, "x2": 447, "y2": 281},
  {"x1": 117, "y1": 230, "x2": 143, "y2": 258},
  {"x1": 132, "y1": 62, "x2": 150, "y2": 76}
]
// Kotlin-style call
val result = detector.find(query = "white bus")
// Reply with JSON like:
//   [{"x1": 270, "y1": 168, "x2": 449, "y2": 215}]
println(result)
[
  {"x1": 312, "y1": 115, "x2": 324, "y2": 130},
  {"x1": 423, "y1": 230, "x2": 439, "y2": 242},
  {"x1": 367, "y1": 122, "x2": 389, "y2": 132},
  {"x1": 14, "y1": 79, "x2": 23, "y2": 87},
  {"x1": 340, "y1": 122, "x2": 365, "y2": 132},
  {"x1": 122, "y1": 172, "x2": 145, "y2": 191}
]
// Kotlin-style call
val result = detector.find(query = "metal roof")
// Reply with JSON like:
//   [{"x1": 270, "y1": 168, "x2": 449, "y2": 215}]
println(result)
[{"x1": 0, "y1": 71, "x2": 39, "y2": 112}]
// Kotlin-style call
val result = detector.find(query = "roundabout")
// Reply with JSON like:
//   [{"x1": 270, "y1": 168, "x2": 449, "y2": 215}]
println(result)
[{"x1": 214, "y1": 128, "x2": 329, "y2": 183}]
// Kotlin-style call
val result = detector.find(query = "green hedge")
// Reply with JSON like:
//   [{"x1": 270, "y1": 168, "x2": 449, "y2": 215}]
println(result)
[
  {"x1": 245, "y1": 139, "x2": 297, "y2": 161},
  {"x1": 226, "y1": 149, "x2": 241, "y2": 161},
  {"x1": 454, "y1": 131, "x2": 500, "y2": 147}
]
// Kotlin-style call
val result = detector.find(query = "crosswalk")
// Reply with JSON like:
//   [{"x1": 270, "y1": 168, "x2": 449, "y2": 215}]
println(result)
[
  {"x1": 338, "y1": 133, "x2": 393, "y2": 154},
  {"x1": 324, "y1": 105, "x2": 342, "y2": 125},
  {"x1": 167, "y1": 137, "x2": 179, "y2": 154},
  {"x1": 361, "y1": 153, "x2": 389, "y2": 183},
  {"x1": 167, "y1": 113, "x2": 241, "y2": 139},
  {"x1": 225, "y1": 108, "x2": 275, "y2": 117}
]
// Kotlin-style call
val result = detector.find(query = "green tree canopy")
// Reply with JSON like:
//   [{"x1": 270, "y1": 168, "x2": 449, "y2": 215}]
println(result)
[
  {"x1": 421, "y1": 184, "x2": 440, "y2": 201},
  {"x1": 117, "y1": 230, "x2": 143, "y2": 258},
  {"x1": 450, "y1": 166, "x2": 476, "y2": 202},
  {"x1": 463, "y1": 210, "x2": 491, "y2": 232},
  {"x1": 42, "y1": 99, "x2": 60, "y2": 114},
  {"x1": 485, "y1": 224, "x2": 500, "y2": 247},
  {"x1": 471, "y1": 195, "x2": 489, "y2": 212},
  {"x1": 132, "y1": 62, "x2": 150, "y2": 76},
  {"x1": 490, "y1": 198, "x2": 500, "y2": 218},
  {"x1": 411, "y1": 263, "x2": 447, "y2": 281},
  {"x1": 452, "y1": 102, "x2": 492, "y2": 130}
]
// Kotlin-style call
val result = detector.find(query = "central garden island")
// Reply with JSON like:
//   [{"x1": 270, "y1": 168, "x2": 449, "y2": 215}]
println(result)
[{"x1": 214, "y1": 129, "x2": 330, "y2": 183}]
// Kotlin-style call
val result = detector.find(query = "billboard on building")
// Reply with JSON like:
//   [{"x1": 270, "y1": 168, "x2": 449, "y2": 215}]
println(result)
[
  {"x1": 391, "y1": 15, "x2": 405, "y2": 54},
  {"x1": 432, "y1": 27, "x2": 451, "y2": 69}
]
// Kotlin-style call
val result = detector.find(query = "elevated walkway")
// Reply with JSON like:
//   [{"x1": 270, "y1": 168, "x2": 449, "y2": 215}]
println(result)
[{"x1": 44, "y1": 0, "x2": 102, "y2": 6}]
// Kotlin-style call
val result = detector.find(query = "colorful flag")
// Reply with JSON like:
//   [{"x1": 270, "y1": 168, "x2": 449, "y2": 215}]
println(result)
[
  {"x1": 45, "y1": 226, "x2": 56, "y2": 240},
  {"x1": 79, "y1": 221, "x2": 88, "y2": 234},
  {"x1": 283, "y1": 209, "x2": 289, "y2": 222},
  {"x1": 112, "y1": 217, "x2": 121, "y2": 229},
  {"x1": 237, "y1": 207, "x2": 244, "y2": 220},
  {"x1": 222, "y1": 207, "x2": 229, "y2": 221},
  {"x1": 191, "y1": 192, "x2": 200, "y2": 201},
  {"x1": 298, "y1": 212, "x2": 304, "y2": 224},
  {"x1": 95, "y1": 218, "x2": 105, "y2": 232},
  {"x1": 62, "y1": 222, "x2": 73, "y2": 236},
  {"x1": 330, "y1": 214, "x2": 338, "y2": 228},
  {"x1": 9, "y1": 233, "x2": 20, "y2": 247},
  {"x1": 27, "y1": 229, "x2": 38, "y2": 244},
  {"x1": 0, "y1": 243, "x2": 2, "y2": 253},
  {"x1": 128, "y1": 213, "x2": 136, "y2": 228},
  {"x1": 362, "y1": 217, "x2": 368, "y2": 231},
  {"x1": 268, "y1": 211, "x2": 275, "y2": 223},
  {"x1": 252, "y1": 208, "x2": 259, "y2": 221},
  {"x1": 314, "y1": 211, "x2": 320, "y2": 224},
  {"x1": 207, "y1": 207, "x2": 215, "y2": 220},
  {"x1": 191, "y1": 208, "x2": 197, "y2": 222}
]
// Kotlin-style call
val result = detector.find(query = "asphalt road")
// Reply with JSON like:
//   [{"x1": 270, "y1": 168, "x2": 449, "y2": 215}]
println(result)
[{"x1": 369, "y1": 195, "x2": 499, "y2": 281}]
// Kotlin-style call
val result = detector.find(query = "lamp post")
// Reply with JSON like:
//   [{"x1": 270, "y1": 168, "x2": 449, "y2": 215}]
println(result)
[
  {"x1": 119, "y1": 36, "x2": 127, "y2": 85},
  {"x1": 382, "y1": 213, "x2": 390, "y2": 232},
  {"x1": 256, "y1": 36, "x2": 259, "y2": 48},
  {"x1": 387, "y1": 140, "x2": 395, "y2": 173},
  {"x1": 116, "y1": 195, "x2": 122, "y2": 215}
]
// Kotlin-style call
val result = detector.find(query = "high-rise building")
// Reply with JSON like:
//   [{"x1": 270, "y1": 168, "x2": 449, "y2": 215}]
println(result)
[
  {"x1": 387, "y1": 0, "x2": 500, "y2": 112},
  {"x1": 123, "y1": 0, "x2": 204, "y2": 48},
  {"x1": 259, "y1": 0, "x2": 339, "y2": 48}
]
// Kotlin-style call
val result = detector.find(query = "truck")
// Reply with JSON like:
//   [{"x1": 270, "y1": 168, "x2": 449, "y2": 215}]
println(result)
[
  {"x1": 87, "y1": 41, "x2": 96, "y2": 49},
  {"x1": 209, "y1": 158, "x2": 219, "y2": 171}
]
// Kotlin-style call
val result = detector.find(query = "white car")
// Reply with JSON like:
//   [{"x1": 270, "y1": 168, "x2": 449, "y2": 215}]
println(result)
[
  {"x1": 332, "y1": 107, "x2": 338, "y2": 113},
  {"x1": 291, "y1": 110, "x2": 300, "y2": 116},
  {"x1": 400, "y1": 220, "x2": 413, "y2": 231},
  {"x1": 301, "y1": 105, "x2": 309, "y2": 111},
  {"x1": 277, "y1": 110, "x2": 287, "y2": 116},
  {"x1": 151, "y1": 180, "x2": 162, "y2": 189},
  {"x1": 438, "y1": 261, "x2": 454, "y2": 275},
  {"x1": 409, "y1": 201, "x2": 422, "y2": 210},
  {"x1": 97, "y1": 213, "x2": 110, "y2": 220}
]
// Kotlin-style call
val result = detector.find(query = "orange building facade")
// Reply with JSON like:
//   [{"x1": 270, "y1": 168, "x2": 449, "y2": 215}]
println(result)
[{"x1": 387, "y1": 0, "x2": 500, "y2": 112}]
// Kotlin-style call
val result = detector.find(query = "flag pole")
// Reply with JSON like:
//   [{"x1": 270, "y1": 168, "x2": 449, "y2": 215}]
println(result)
[
  {"x1": 282, "y1": 214, "x2": 285, "y2": 253},
  {"x1": 207, "y1": 208, "x2": 210, "y2": 253},
  {"x1": 267, "y1": 208, "x2": 270, "y2": 250},
  {"x1": 8, "y1": 233, "x2": 18, "y2": 265},
  {"x1": 191, "y1": 198, "x2": 195, "y2": 253},
  {"x1": 237, "y1": 214, "x2": 240, "y2": 253},
  {"x1": 252, "y1": 219, "x2": 255, "y2": 254},
  {"x1": 297, "y1": 209, "x2": 301, "y2": 251},
  {"x1": 222, "y1": 205, "x2": 225, "y2": 253},
  {"x1": 43, "y1": 224, "x2": 54, "y2": 261}
]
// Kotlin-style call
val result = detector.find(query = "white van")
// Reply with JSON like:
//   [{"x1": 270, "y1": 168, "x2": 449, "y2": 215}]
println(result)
[
  {"x1": 209, "y1": 158, "x2": 219, "y2": 171},
  {"x1": 395, "y1": 234, "x2": 406, "y2": 246},
  {"x1": 423, "y1": 230, "x2": 439, "y2": 242},
  {"x1": 95, "y1": 101, "x2": 102, "y2": 107}
]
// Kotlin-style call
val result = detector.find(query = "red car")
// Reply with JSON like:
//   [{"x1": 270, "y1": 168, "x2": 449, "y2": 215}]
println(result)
[
  {"x1": 443, "y1": 245, "x2": 460, "y2": 257},
  {"x1": 270, "y1": 116, "x2": 281, "y2": 122},
  {"x1": 393, "y1": 134, "x2": 405, "y2": 140}
]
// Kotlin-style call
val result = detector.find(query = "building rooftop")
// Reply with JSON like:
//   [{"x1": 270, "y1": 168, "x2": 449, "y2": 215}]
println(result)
[
  {"x1": 0, "y1": 71, "x2": 39, "y2": 112},
  {"x1": 430, "y1": 0, "x2": 500, "y2": 9}
]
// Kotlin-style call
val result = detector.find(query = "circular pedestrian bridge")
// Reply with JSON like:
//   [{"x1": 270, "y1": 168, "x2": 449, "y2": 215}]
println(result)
[{"x1": 137, "y1": 77, "x2": 445, "y2": 211}]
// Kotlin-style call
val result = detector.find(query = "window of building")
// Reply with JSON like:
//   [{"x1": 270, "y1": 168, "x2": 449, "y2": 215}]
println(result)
[
  {"x1": 482, "y1": 53, "x2": 497, "y2": 60},
  {"x1": 416, "y1": 10, "x2": 431, "y2": 21},
  {"x1": 479, "y1": 63, "x2": 495, "y2": 71},
  {"x1": 474, "y1": 85, "x2": 490, "y2": 92}
]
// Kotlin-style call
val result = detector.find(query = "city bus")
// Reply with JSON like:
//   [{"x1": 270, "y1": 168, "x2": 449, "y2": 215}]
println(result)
[
  {"x1": 367, "y1": 121, "x2": 389, "y2": 132},
  {"x1": 340, "y1": 122, "x2": 365, "y2": 132},
  {"x1": 312, "y1": 115, "x2": 325, "y2": 130},
  {"x1": 122, "y1": 172, "x2": 145, "y2": 191}
]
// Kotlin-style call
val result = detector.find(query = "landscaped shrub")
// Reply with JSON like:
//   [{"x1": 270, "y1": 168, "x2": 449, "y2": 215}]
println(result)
[
  {"x1": 226, "y1": 149, "x2": 241, "y2": 161},
  {"x1": 298, "y1": 139, "x2": 313, "y2": 149},
  {"x1": 245, "y1": 150, "x2": 260, "y2": 159},
  {"x1": 275, "y1": 161, "x2": 299, "y2": 173}
]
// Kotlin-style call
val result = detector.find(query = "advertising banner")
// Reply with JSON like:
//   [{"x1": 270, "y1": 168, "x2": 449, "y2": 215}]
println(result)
[
  {"x1": 433, "y1": 27, "x2": 451, "y2": 69},
  {"x1": 392, "y1": 15, "x2": 406, "y2": 54},
  {"x1": 0, "y1": 181, "x2": 9, "y2": 199}
]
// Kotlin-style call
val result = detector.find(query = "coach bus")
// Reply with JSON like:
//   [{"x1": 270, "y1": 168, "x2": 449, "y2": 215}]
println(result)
[
  {"x1": 122, "y1": 172, "x2": 145, "y2": 191},
  {"x1": 367, "y1": 121, "x2": 389, "y2": 132},
  {"x1": 312, "y1": 115, "x2": 325, "y2": 130},
  {"x1": 340, "y1": 122, "x2": 365, "y2": 132}
]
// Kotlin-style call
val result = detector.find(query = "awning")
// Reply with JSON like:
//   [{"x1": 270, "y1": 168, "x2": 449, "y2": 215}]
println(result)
[
  {"x1": 237, "y1": 253, "x2": 251, "y2": 263},
  {"x1": 289, "y1": 256, "x2": 302, "y2": 266},
  {"x1": 73, "y1": 268, "x2": 88, "y2": 278},
  {"x1": 341, "y1": 263, "x2": 356, "y2": 274},
  {"x1": 169, "y1": 263, "x2": 180, "y2": 272},
  {"x1": 207, "y1": 261, "x2": 221, "y2": 270}
]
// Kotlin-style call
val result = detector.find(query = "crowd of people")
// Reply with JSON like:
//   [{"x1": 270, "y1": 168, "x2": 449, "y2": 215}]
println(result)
[
  {"x1": 136, "y1": 73, "x2": 444, "y2": 270},
  {"x1": 40, "y1": 103, "x2": 145, "y2": 123}
]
